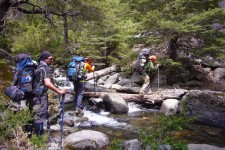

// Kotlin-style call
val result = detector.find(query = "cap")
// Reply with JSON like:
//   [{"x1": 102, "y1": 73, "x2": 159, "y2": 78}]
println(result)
[
  {"x1": 149, "y1": 55, "x2": 157, "y2": 62},
  {"x1": 38, "y1": 51, "x2": 52, "y2": 62}
]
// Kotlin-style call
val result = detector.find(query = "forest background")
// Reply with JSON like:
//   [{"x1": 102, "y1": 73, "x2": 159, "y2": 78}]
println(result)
[
  {"x1": 1, "y1": 0, "x2": 225, "y2": 69},
  {"x1": 0, "y1": 0, "x2": 225, "y2": 149}
]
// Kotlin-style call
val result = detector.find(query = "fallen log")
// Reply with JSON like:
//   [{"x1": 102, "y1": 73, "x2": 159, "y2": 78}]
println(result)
[
  {"x1": 115, "y1": 87, "x2": 140, "y2": 94},
  {"x1": 84, "y1": 92, "x2": 163, "y2": 104},
  {"x1": 84, "y1": 89, "x2": 188, "y2": 103},
  {"x1": 86, "y1": 65, "x2": 118, "y2": 80}
]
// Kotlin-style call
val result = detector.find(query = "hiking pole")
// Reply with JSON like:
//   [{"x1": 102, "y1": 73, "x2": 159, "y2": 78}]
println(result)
[
  {"x1": 93, "y1": 71, "x2": 96, "y2": 95},
  {"x1": 157, "y1": 67, "x2": 159, "y2": 92},
  {"x1": 60, "y1": 94, "x2": 65, "y2": 148}
]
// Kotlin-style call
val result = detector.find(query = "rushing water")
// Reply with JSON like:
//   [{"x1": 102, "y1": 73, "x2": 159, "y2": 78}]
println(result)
[
  {"x1": 63, "y1": 101, "x2": 225, "y2": 147},
  {"x1": 52, "y1": 71, "x2": 225, "y2": 148}
]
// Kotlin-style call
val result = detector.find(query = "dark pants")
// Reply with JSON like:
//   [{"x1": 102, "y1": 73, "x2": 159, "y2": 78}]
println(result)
[
  {"x1": 31, "y1": 94, "x2": 48, "y2": 136},
  {"x1": 74, "y1": 81, "x2": 85, "y2": 109}
]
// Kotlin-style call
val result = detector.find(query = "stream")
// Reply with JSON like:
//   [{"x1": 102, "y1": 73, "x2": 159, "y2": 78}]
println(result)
[
  {"x1": 52, "y1": 68, "x2": 225, "y2": 148},
  {"x1": 60, "y1": 100, "x2": 225, "y2": 147}
]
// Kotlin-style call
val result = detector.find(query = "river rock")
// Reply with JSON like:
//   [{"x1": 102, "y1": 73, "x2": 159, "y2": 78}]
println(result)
[
  {"x1": 63, "y1": 130, "x2": 109, "y2": 150},
  {"x1": 103, "y1": 93, "x2": 129, "y2": 114},
  {"x1": 180, "y1": 90, "x2": 225, "y2": 129},
  {"x1": 213, "y1": 68, "x2": 225, "y2": 83},
  {"x1": 160, "y1": 99, "x2": 179, "y2": 116},
  {"x1": 121, "y1": 139, "x2": 141, "y2": 150},
  {"x1": 188, "y1": 144, "x2": 225, "y2": 150}
]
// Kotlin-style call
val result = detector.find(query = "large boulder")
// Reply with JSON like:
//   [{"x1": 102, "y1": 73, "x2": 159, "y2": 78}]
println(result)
[
  {"x1": 160, "y1": 99, "x2": 179, "y2": 116},
  {"x1": 64, "y1": 130, "x2": 109, "y2": 150},
  {"x1": 102, "y1": 93, "x2": 129, "y2": 114},
  {"x1": 180, "y1": 90, "x2": 225, "y2": 129},
  {"x1": 213, "y1": 68, "x2": 225, "y2": 83}
]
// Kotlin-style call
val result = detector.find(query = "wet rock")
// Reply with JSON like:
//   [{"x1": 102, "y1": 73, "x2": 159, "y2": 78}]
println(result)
[
  {"x1": 63, "y1": 119, "x2": 74, "y2": 127},
  {"x1": 88, "y1": 97, "x2": 103, "y2": 107},
  {"x1": 160, "y1": 99, "x2": 179, "y2": 116},
  {"x1": 103, "y1": 93, "x2": 129, "y2": 114},
  {"x1": 188, "y1": 144, "x2": 225, "y2": 150},
  {"x1": 78, "y1": 121, "x2": 98, "y2": 128},
  {"x1": 181, "y1": 90, "x2": 225, "y2": 129},
  {"x1": 64, "y1": 130, "x2": 109, "y2": 150},
  {"x1": 121, "y1": 139, "x2": 141, "y2": 150}
]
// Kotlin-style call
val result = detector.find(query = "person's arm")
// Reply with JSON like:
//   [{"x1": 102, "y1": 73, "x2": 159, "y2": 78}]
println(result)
[
  {"x1": 148, "y1": 61, "x2": 159, "y2": 70},
  {"x1": 44, "y1": 78, "x2": 67, "y2": 95},
  {"x1": 85, "y1": 63, "x2": 95, "y2": 72}
]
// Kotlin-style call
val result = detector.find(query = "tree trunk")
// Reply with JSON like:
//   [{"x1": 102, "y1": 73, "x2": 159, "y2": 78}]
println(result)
[
  {"x1": 168, "y1": 36, "x2": 178, "y2": 60},
  {"x1": 0, "y1": 0, "x2": 12, "y2": 32},
  {"x1": 63, "y1": 13, "x2": 68, "y2": 53}
]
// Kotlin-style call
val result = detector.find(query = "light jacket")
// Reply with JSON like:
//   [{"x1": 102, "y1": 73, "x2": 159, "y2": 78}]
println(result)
[{"x1": 79, "y1": 63, "x2": 95, "y2": 82}]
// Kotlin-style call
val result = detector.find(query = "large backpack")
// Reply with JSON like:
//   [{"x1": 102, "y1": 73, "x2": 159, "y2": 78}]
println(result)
[
  {"x1": 4, "y1": 54, "x2": 37, "y2": 102},
  {"x1": 134, "y1": 48, "x2": 151, "y2": 74},
  {"x1": 67, "y1": 55, "x2": 84, "y2": 81}
]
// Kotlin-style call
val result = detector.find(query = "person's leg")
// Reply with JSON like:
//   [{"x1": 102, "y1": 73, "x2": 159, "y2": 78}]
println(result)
[
  {"x1": 24, "y1": 97, "x2": 34, "y2": 137},
  {"x1": 74, "y1": 81, "x2": 78, "y2": 108},
  {"x1": 31, "y1": 95, "x2": 48, "y2": 136},
  {"x1": 75, "y1": 81, "x2": 85, "y2": 115},
  {"x1": 34, "y1": 122, "x2": 44, "y2": 136},
  {"x1": 139, "y1": 73, "x2": 150, "y2": 96},
  {"x1": 76, "y1": 81, "x2": 85, "y2": 108}
]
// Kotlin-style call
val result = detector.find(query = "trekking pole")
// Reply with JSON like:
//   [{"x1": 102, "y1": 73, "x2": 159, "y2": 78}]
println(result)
[
  {"x1": 93, "y1": 71, "x2": 96, "y2": 95},
  {"x1": 157, "y1": 67, "x2": 159, "y2": 92},
  {"x1": 60, "y1": 94, "x2": 65, "y2": 148}
]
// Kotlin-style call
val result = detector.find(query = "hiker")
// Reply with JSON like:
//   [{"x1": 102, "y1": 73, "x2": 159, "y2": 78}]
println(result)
[
  {"x1": 32, "y1": 51, "x2": 67, "y2": 136},
  {"x1": 73, "y1": 56, "x2": 95, "y2": 115},
  {"x1": 134, "y1": 48, "x2": 159, "y2": 97}
]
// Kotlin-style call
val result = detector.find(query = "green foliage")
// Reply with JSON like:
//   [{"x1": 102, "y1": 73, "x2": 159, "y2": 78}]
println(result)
[
  {"x1": 0, "y1": 35, "x2": 12, "y2": 51},
  {"x1": 0, "y1": 59, "x2": 7, "y2": 67},
  {"x1": 30, "y1": 134, "x2": 49, "y2": 149},
  {"x1": 107, "y1": 139, "x2": 123, "y2": 150},
  {"x1": 0, "y1": 108, "x2": 33, "y2": 140},
  {"x1": 139, "y1": 100, "x2": 196, "y2": 150},
  {"x1": 11, "y1": 16, "x2": 64, "y2": 56},
  {"x1": 161, "y1": 59, "x2": 181, "y2": 69},
  {"x1": 73, "y1": 0, "x2": 137, "y2": 67},
  {"x1": 105, "y1": 100, "x2": 196, "y2": 150},
  {"x1": 127, "y1": 0, "x2": 225, "y2": 60}
]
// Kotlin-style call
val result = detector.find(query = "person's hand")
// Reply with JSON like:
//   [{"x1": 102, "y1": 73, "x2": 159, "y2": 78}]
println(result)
[
  {"x1": 92, "y1": 66, "x2": 95, "y2": 70},
  {"x1": 156, "y1": 64, "x2": 160, "y2": 67},
  {"x1": 58, "y1": 89, "x2": 67, "y2": 95}
]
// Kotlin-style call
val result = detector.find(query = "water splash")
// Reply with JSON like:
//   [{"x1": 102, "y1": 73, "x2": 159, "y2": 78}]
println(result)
[
  {"x1": 128, "y1": 102, "x2": 143, "y2": 113},
  {"x1": 83, "y1": 110, "x2": 127, "y2": 127}
]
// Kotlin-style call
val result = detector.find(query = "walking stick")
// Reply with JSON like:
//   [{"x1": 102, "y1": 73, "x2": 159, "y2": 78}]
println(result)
[
  {"x1": 93, "y1": 71, "x2": 96, "y2": 95},
  {"x1": 60, "y1": 94, "x2": 65, "y2": 148},
  {"x1": 157, "y1": 67, "x2": 159, "y2": 92}
]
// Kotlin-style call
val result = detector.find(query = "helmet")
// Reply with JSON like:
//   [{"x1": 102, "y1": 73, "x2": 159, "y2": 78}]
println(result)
[{"x1": 149, "y1": 55, "x2": 157, "y2": 62}]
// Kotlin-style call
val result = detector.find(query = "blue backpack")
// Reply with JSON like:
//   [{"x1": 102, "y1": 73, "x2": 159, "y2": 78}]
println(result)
[
  {"x1": 4, "y1": 54, "x2": 37, "y2": 102},
  {"x1": 67, "y1": 55, "x2": 84, "y2": 81}
]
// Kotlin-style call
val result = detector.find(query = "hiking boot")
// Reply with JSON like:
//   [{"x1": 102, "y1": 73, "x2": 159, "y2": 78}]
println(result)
[
  {"x1": 139, "y1": 92, "x2": 144, "y2": 99},
  {"x1": 147, "y1": 89, "x2": 152, "y2": 95},
  {"x1": 75, "y1": 107, "x2": 84, "y2": 117}
]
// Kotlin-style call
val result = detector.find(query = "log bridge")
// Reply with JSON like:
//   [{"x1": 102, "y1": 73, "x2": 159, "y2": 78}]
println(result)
[{"x1": 84, "y1": 88, "x2": 188, "y2": 104}]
